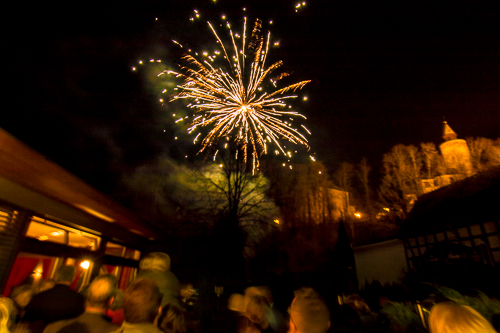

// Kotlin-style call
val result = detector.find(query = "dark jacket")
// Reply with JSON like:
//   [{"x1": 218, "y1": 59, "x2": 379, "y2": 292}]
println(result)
[
  {"x1": 24, "y1": 284, "x2": 85, "y2": 332},
  {"x1": 43, "y1": 312, "x2": 118, "y2": 333}
]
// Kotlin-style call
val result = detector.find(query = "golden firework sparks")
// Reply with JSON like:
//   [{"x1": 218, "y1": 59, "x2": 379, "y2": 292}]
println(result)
[{"x1": 161, "y1": 16, "x2": 311, "y2": 171}]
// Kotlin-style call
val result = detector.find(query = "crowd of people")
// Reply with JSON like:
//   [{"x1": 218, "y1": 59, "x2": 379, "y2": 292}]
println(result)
[{"x1": 0, "y1": 252, "x2": 497, "y2": 333}]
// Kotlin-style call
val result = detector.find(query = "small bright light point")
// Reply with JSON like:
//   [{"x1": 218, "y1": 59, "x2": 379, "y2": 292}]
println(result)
[
  {"x1": 243, "y1": 7, "x2": 246, "y2": 11},
  {"x1": 283, "y1": 163, "x2": 286, "y2": 167},
  {"x1": 269, "y1": 20, "x2": 273, "y2": 24},
  {"x1": 159, "y1": 99, "x2": 163, "y2": 103},
  {"x1": 80, "y1": 261, "x2": 90, "y2": 269},
  {"x1": 196, "y1": 13, "x2": 200, "y2": 18},
  {"x1": 175, "y1": 137, "x2": 178, "y2": 140},
  {"x1": 355, "y1": 213, "x2": 361, "y2": 218},
  {"x1": 193, "y1": 133, "x2": 201, "y2": 143},
  {"x1": 274, "y1": 219, "x2": 280, "y2": 225},
  {"x1": 222, "y1": 15, "x2": 226, "y2": 19},
  {"x1": 138, "y1": 60, "x2": 143, "y2": 64},
  {"x1": 163, "y1": 130, "x2": 166, "y2": 132},
  {"x1": 155, "y1": 17, "x2": 158, "y2": 20},
  {"x1": 219, "y1": 164, "x2": 223, "y2": 167},
  {"x1": 150, "y1": 59, "x2": 154, "y2": 62},
  {"x1": 303, "y1": 96, "x2": 308, "y2": 101},
  {"x1": 132, "y1": 67, "x2": 136, "y2": 71},
  {"x1": 303, "y1": 2, "x2": 306, "y2": 5},
  {"x1": 162, "y1": 89, "x2": 167, "y2": 93},
  {"x1": 190, "y1": 17, "x2": 194, "y2": 21},
  {"x1": 185, "y1": 156, "x2": 188, "y2": 158},
  {"x1": 319, "y1": 171, "x2": 322, "y2": 174}
]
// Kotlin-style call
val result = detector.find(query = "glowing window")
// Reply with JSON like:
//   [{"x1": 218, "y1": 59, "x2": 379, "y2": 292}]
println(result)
[
  {"x1": 26, "y1": 222, "x2": 66, "y2": 244},
  {"x1": 105, "y1": 242, "x2": 140, "y2": 260},
  {"x1": 26, "y1": 216, "x2": 100, "y2": 250},
  {"x1": 124, "y1": 248, "x2": 141, "y2": 260},
  {"x1": 105, "y1": 242, "x2": 125, "y2": 257}
]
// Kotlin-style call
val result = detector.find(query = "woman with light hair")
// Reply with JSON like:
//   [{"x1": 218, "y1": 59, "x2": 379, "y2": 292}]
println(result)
[
  {"x1": 237, "y1": 295, "x2": 272, "y2": 333},
  {"x1": 0, "y1": 297, "x2": 15, "y2": 333},
  {"x1": 9, "y1": 285, "x2": 34, "y2": 322},
  {"x1": 429, "y1": 302, "x2": 497, "y2": 333},
  {"x1": 135, "y1": 252, "x2": 179, "y2": 307},
  {"x1": 139, "y1": 252, "x2": 171, "y2": 272}
]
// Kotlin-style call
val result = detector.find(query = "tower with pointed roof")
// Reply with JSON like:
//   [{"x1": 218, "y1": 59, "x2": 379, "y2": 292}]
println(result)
[{"x1": 439, "y1": 121, "x2": 472, "y2": 177}]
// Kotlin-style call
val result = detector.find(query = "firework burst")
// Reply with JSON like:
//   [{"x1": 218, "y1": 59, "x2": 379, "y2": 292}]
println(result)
[{"x1": 161, "y1": 16, "x2": 311, "y2": 170}]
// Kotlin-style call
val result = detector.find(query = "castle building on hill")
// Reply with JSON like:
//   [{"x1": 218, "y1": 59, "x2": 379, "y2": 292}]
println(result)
[
  {"x1": 420, "y1": 121, "x2": 473, "y2": 194},
  {"x1": 440, "y1": 121, "x2": 473, "y2": 176}
]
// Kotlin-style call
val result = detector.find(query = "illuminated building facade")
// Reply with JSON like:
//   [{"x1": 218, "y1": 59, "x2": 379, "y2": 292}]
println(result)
[{"x1": 420, "y1": 121, "x2": 473, "y2": 194}]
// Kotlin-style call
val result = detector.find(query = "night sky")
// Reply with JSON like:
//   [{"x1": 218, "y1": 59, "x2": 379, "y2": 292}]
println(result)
[{"x1": 8, "y1": 0, "x2": 500, "y2": 193}]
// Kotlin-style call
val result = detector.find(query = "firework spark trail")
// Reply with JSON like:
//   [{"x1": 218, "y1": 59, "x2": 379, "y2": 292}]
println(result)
[{"x1": 161, "y1": 16, "x2": 311, "y2": 170}]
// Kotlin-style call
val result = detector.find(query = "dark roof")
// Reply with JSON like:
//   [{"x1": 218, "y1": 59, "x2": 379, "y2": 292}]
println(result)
[
  {"x1": 400, "y1": 166, "x2": 500, "y2": 237},
  {"x1": 0, "y1": 128, "x2": 163, "y2": 244}
]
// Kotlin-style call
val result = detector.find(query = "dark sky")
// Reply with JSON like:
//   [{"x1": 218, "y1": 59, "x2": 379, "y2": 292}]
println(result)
[{"x1": 7, "y1": 0, "x2": 500, "y2": 193}]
